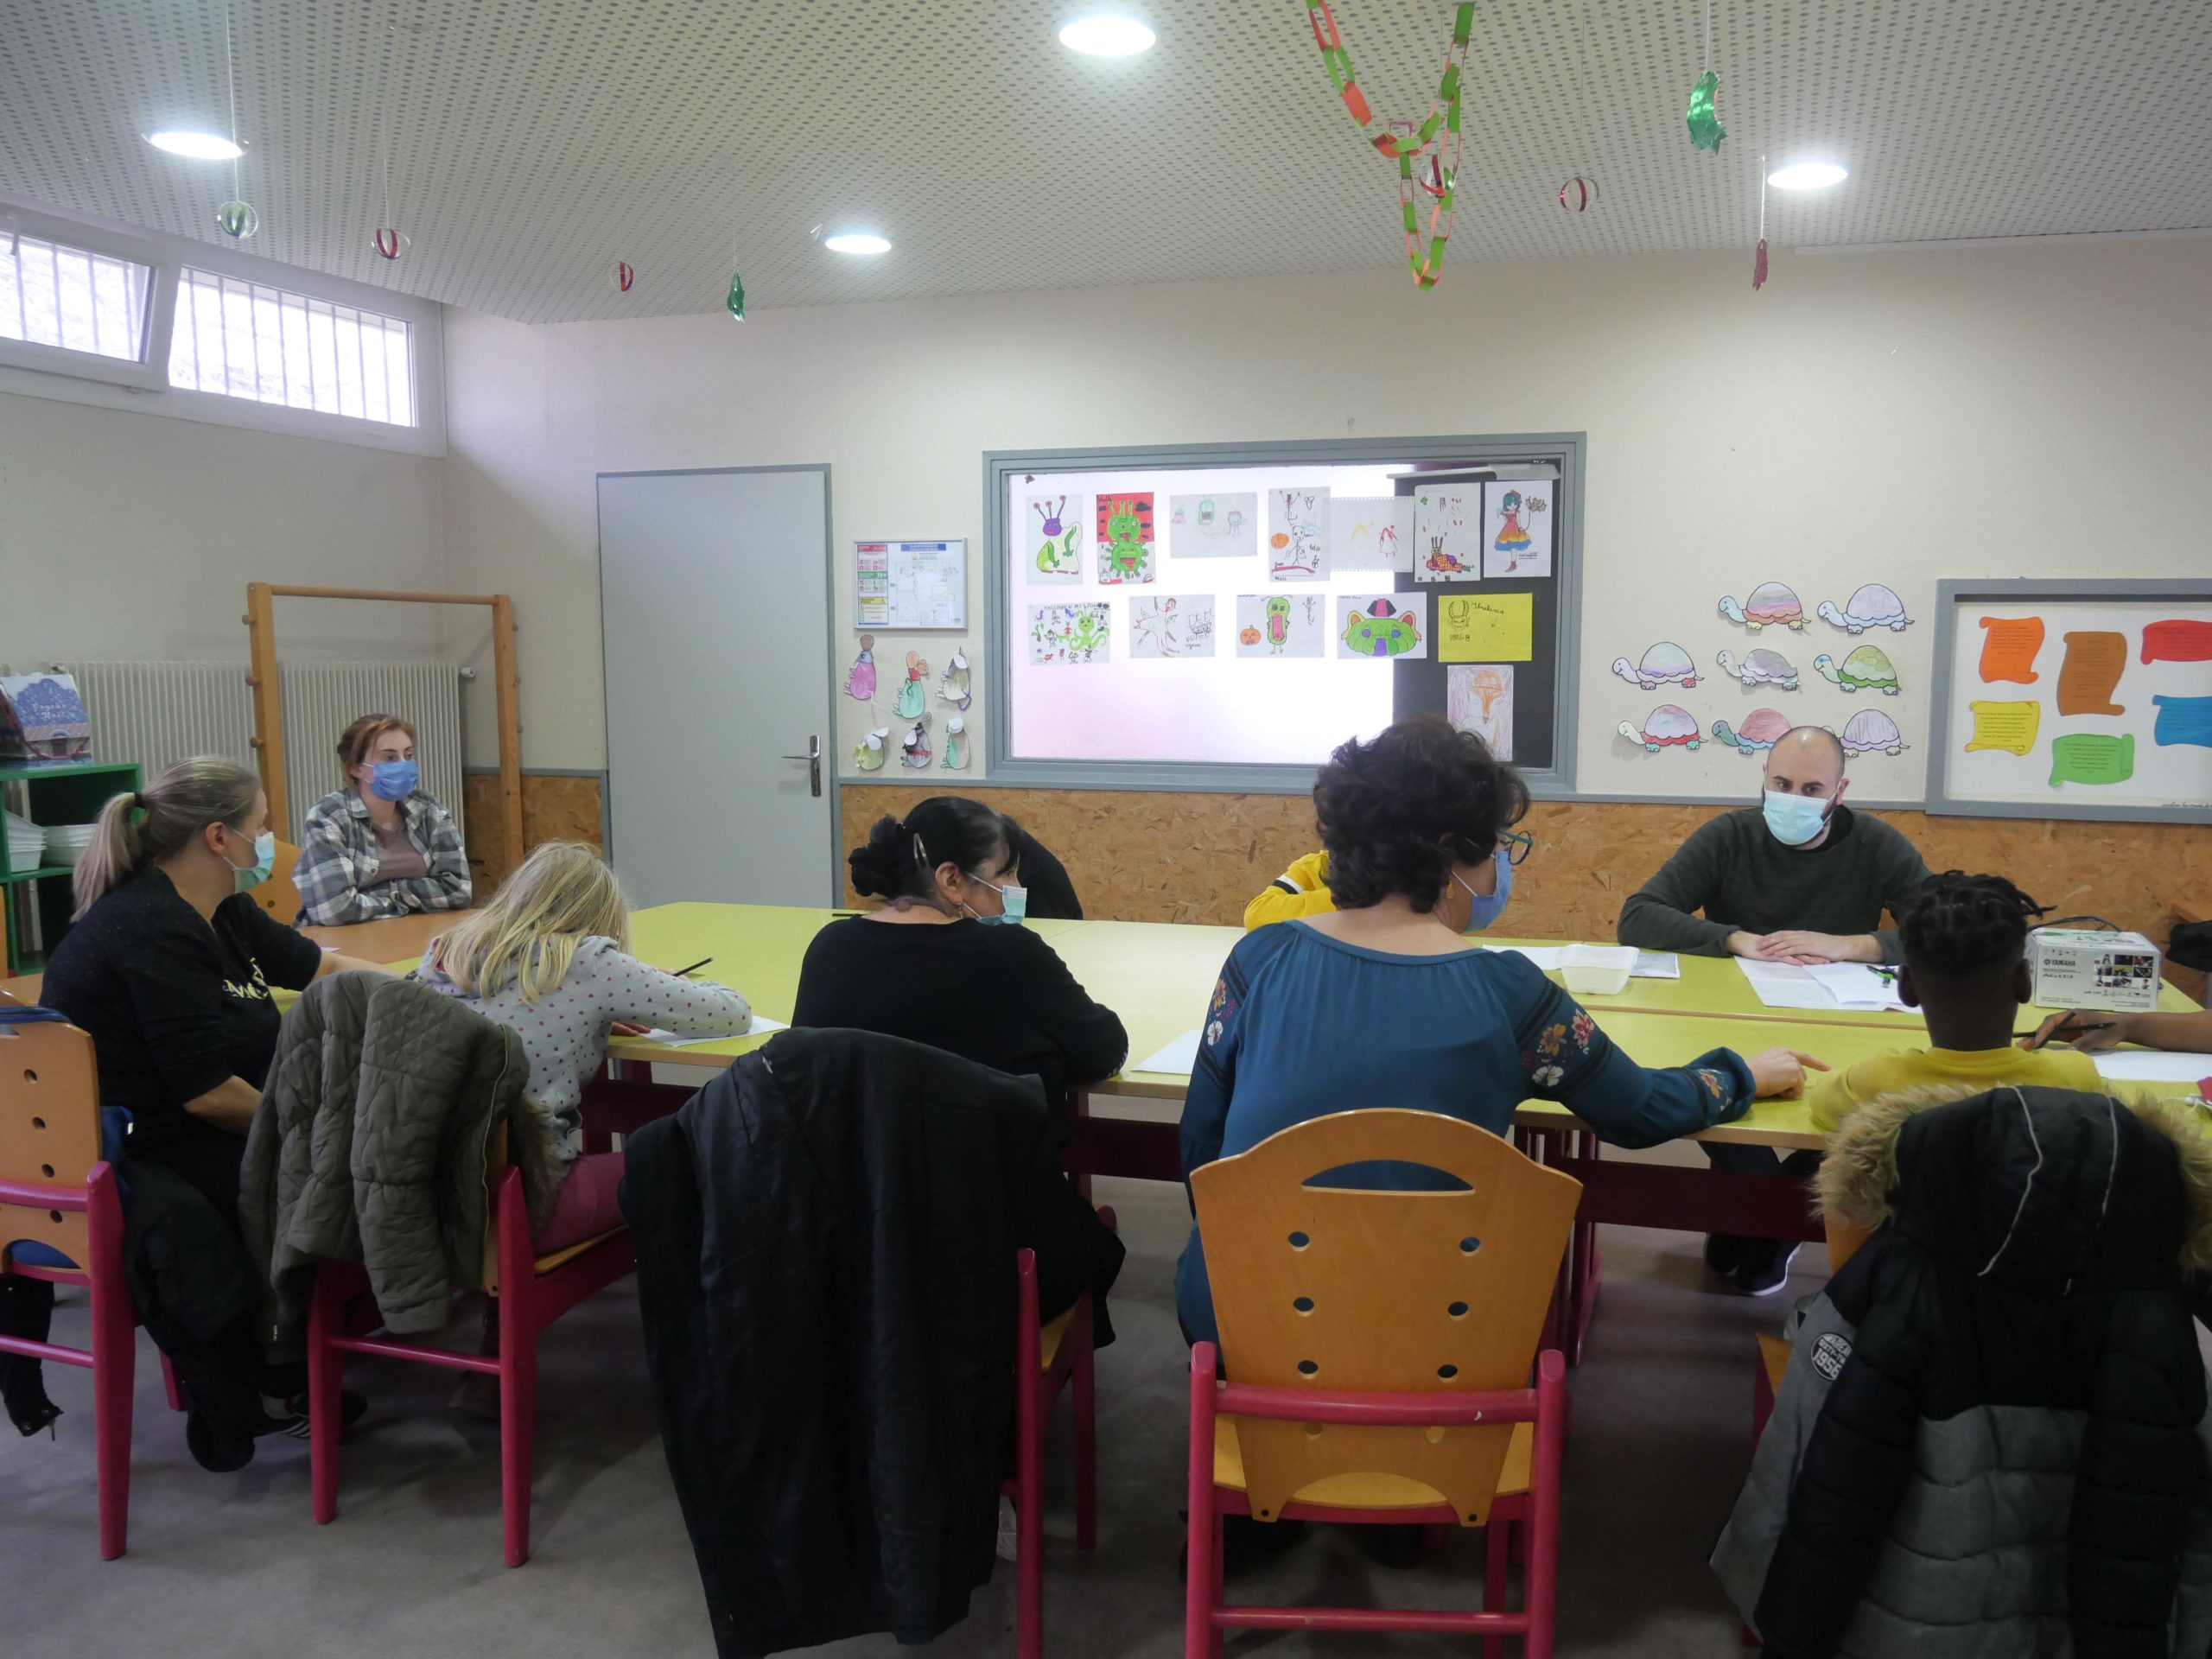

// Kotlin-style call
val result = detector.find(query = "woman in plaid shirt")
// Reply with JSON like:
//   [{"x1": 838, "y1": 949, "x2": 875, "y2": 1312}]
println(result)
[{"x1": 292, "y1": 713, "x2": 473, "y2": 925}]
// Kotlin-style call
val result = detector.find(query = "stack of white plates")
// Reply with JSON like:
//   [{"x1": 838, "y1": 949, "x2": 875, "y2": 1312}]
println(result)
[
  {"x1": 42, "y1": 822, "x2": 100, "y2": 868},
  {"x1": 4, "y1": 809, "x2": 47, "y2": 871}
]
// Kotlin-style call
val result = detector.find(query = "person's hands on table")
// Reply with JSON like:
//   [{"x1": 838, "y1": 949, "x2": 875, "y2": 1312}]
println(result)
[
  {"x1": 1726, "y1": 929, "x2": 1880, "y2": 966},
  {"x1": 1746, "y1": 1047, "x2": 1829, "y2": 1098},
  {"x1": 2020, "y1": 1009, "x2": 2127, "y2": 1052},
  {"x1": 610, "y1": 1021, "x2": 651, "y2": 1038}
]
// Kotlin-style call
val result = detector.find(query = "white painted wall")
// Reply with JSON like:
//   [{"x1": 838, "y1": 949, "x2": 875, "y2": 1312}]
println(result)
[
  {"x1": 0, "y1": 388, "x2": 447, "y2": 668},
  {"x1": 442, "y1": 238, "x2": 2212, "y2": 791}
]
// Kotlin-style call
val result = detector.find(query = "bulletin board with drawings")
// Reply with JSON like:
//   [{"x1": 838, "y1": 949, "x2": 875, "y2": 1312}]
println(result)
[
  {"x1": 982, "y1": 436, "x2": 1585, "y2": 795},
  {"x1": 1925, "y1": 579, "x2": 2212, "y2": 823}
]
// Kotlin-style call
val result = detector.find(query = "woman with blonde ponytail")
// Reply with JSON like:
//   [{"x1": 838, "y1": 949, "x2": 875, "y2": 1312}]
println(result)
[{"x1": 39, "y1": 758, "x2": 385, "y2": 1465}]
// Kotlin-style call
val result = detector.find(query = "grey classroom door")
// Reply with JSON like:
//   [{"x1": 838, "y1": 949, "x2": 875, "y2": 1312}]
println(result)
[{"x1": 598, "y1": 467, "x2": 835, "y2": 907}]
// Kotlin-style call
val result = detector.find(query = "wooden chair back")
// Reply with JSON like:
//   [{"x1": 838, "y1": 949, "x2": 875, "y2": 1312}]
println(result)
[
  {"x1": 251, "y1": 839, "x2": 303, "y2": 925},
  {"x1": 1191, "y1": 1109, "x2": 1582, "y2": 1525},
  {"x1": 0, "y1": 990, "x2": 104, "y2": 1273}
]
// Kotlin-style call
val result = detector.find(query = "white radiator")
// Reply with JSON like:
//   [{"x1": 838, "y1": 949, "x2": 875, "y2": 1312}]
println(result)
[{"x1": 60, "y1": 659, "x2": 465, "y2": 847}]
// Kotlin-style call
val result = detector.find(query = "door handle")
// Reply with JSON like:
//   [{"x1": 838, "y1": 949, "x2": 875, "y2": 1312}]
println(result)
[{"x1": 779, "y1": 735, "x2": 823, "y2": 797}]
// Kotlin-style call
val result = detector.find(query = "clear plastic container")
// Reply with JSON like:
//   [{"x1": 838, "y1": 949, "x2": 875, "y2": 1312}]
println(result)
[{"x1": 1559, "y1": 944, "x2": 1637, "y2": 996}]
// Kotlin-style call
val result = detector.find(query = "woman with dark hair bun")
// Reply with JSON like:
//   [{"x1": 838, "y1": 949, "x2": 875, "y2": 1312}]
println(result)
[
  {"x1": 794, "y1": 796, "x2": 1128, "y2": 1332},
  {"x1": 1175, "y1": 717, "x2": 1821, "y2": 1344}
]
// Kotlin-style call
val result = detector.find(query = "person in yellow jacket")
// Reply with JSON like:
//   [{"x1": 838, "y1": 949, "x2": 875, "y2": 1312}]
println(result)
[{"x1": 1243, "y1": 850, "x2": 1335, "y2": 929}]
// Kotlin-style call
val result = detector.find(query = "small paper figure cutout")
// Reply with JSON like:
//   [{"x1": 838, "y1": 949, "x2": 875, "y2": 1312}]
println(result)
[
  {"x1": 1413, "y1": 487, "x2": 1478, "y2": 582},
  {"x1": 2142, "y1": 620, "x2": 2212, "y2": 664},
  {"x1": 1095, "y1": 493, "x2": 1156, "y2": 585},
  {"x1": 1711, "y1": 708, "x2": 1792, "y2": 753},
  {"x1": 895, "y1": 652, "x2": 930, "y2": 718},
  {"x1": 1484, "y1": 483, "x2": 1552, "y2": 578},
  {"x1": 941, "y1": 714, "x2": 970, "y2": 770},
  {"x1": 1338, "y1": 594, "x2": 1429, "y2": 660},
  {"x1": 1816, "y1": 584, "x2": 1912, "y2": 634},
  {"x1": 853, "y1": 726, "x2": 890, "y2": 772},
  {"x1": 1169, "y1": 493, "x2": 1258, "y2": 559},
  {"x1": 843, "y1": 634, "x2": 878, "y2": 702},
  {"x1": 899, "y1": 714, "x2": 932, "y2": 770},
  {"x1": 2049, "y1": 732, "x2": 2135, "y2": 787},
  {"x1": 1130, "y1": 595, "x2": 1217, "y2": 658},
  {"x1": 2056, "y1": 631, "x2": 2127, "y2": 716},
  {"x1": 1611, "y1": 643, "x2": 1697, "y2": 690},
  {"x1": 1446, "y1": 664, "x2": 1514, "y2": 761},
  {"x1": 1439, "y1": 593, "x2": 1533, "y2": 662},
  {"x1": 1715, "y1": 646, "x2": 1798, "y2": 690},
  {"x1": 1028, "y1": 494, "x2": 1083, "y2": 583},
  {"x1": 1618, "y1": 705, "x2": 1702, "y2": 752},
  {"x1": 2152, "y1": 694, "x2": 2212, "y2": 749},
  {"x1": 1235, "y1": 594, "x2": 1325, "y2": 659},
  {"x1": 1977, "y1": 616, "x2": 2044, "y2": 683},
  {"x1": 1267, "y1": 488, "x2": 1331, "y2": 582},
  {"x1": 1028, "y1": 603, "x2": 1111, "y2": 665},
  {"x1": 1965, "y1": 700, "x2": 2040, "y2": 755},
  {"x1": 939, "y1": 650, "x2": 972, "y2": 710},
  {"x1": 1718, "y1": 582, "x2": 1806, "y2": 631},
  {"x1": 1813, "y1": 645, "x2": 1899, "y2": 696},
  {"x1": 1840, "y1": 709, "x2": 1908, "y2": 756}
]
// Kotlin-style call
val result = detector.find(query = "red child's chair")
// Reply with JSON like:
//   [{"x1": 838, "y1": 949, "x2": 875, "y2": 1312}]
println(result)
[
  {"x1": 0, "y1": 995, "x2": 181, "y2": 1560},
  {"x1": 1184, "y1": 1109, "x2": 1581, "y2": 1658},
  {"x1": 1003, "y1": 1203, "x2": 1115, "y2": 1659},
  {"x1": 306, "y1": 1130, "x2": 635, "y2": 1567}
]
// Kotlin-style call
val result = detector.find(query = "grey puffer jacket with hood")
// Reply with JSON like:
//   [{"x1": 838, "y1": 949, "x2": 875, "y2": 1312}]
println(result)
[
  {"x1": 1713, "y1": 1084, "x2": 2212, "y2": 1658},
  {"x1": 240, "y1": 974, "x2": 566, "y2": 1347}
]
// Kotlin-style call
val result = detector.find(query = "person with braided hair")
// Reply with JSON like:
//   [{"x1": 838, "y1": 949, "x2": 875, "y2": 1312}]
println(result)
[{"x1": 1806, "y1": 870, "x2": 2129, "y2": 1131}]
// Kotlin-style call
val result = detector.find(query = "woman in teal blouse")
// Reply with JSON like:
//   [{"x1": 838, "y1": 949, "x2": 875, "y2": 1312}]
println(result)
[{"x1": 1175, "y1": 717, "x2": 1817, "y2": 1344}]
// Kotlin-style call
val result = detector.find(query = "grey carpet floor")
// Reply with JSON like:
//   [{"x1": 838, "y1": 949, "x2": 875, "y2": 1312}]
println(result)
[{"x1": 3, "y1": 1152, "x2": 1812, "y2": 1658}]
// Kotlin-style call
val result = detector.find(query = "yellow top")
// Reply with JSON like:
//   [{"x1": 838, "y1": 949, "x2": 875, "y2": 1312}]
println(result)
[
  {"x1": 1243, "y1": 850, "x2": 1334, "y2": 930},
  {"x1": 1806, "y1": 1041, "x2": 2112, "y2": 1132}
]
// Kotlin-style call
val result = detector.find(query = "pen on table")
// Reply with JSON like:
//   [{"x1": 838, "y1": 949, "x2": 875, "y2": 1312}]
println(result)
[
  {"x1": 2015, "y1": 1018, "x2": 2114, "y2": 1045},
  {"x1": 671, "y1": 957, "x2": 713, "y2": 978}
]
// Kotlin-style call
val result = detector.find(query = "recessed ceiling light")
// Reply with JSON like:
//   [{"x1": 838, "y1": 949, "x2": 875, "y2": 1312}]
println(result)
[
  {"x1": 823, "y1": 232, "x2": 892, "y2": 256},
  {"x1": 1768, "y1": 161, "x2": 1849, "y2": 190},
  {"x1": 147, "y1": 129, "x2": 242, "y2": 161},
  {"x1": 1058, "y1": 16, "x2": 1156, "y2": 55}
]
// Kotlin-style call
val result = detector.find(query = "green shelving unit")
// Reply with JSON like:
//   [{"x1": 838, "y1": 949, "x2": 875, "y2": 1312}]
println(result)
[{"x1": 1, "y1": 760, "x2": 142, "y2": 976}]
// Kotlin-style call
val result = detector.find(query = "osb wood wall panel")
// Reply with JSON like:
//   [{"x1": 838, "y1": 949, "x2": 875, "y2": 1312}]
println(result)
[
  {"x1": 841, "y1": 784, "x2": 2212, "y2": 998},
  {"x1": 461, "y1": 772, "x2": 605, "y2": 889}
]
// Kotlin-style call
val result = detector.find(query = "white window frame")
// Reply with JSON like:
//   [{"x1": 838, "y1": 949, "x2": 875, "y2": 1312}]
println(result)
[{"x1": 0, "y1": 194, "x2": 444, "y2": 457}]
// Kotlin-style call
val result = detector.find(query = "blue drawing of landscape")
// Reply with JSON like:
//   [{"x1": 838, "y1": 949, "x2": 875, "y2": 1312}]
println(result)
[{"x1": 2152, "y1": 694, "x2": 2212, "y2": 748}]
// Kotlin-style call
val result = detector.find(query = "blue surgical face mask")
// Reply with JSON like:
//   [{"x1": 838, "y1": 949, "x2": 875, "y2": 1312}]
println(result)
[
  {"x1": 369, "y1": 759, "x2": 419, "y2": 801},
  {"x1": 1761, "y1": 789, "x2": 1832, "y2": 848},
  {"x1": 963, "y1": 875, "x2": 1027, "y2": 925},
  {"x1": 223, "y1": 827, "x2": 276, "y2": 893},
  {"x1": 1452, "y1": 850, "x2": 1513, "y2": 933}
]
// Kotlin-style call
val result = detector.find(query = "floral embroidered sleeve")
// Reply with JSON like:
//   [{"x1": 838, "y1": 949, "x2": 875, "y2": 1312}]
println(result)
[
  {"x1": 1180, "y1": 945, "x2": 1252, "y2": 1186},
  {"x1": 1512, "y1": 976, "x2": 1753, "y2": 1149}
]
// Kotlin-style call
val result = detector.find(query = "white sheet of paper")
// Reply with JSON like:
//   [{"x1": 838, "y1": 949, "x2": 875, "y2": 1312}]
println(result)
[
  {"x1": 1134, "y1": 1029, "x2": 1205, "y2": 1076},
  {"x1": 639, "y1": 1015, "x2": 787, "y2": 1047},
  {"x1": 1486, "y1": 944, "x2": 1567, "y2": 970},
  {"x1": 1802, "y1": 963, "x2": 1912, "y2": 1012},
  {"x1": 1734, "y1": 958, "x2": 1846, "y2": 1011},
  {"x1": 1630, "y1": 951, "x2": 1681, "y2": 979},
  {"x1": 2093, "y1": 1052, "x2": 2212, "y2": 1084}
]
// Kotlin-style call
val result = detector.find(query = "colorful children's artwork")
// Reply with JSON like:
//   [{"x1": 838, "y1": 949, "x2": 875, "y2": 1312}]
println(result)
[
  {"x1": 1714, "y1": 647, "x2": 1799, "y2": 690},
  {"x1": 1337, "y1": 594, "x2": 1429, "y2": 661},
  {"x1": 1235, "y1": 593, "x2": 1325, "y2": 658},
  {"x1": 2152, "y1": 694, "x2": 2212, "y2": 749},
  {"x1": 1816, "y1": 584, "x2": 1912, "y2": 634},
  {"x1": 852, "y1": 726, "x2": 890, "y2": 772},
  {"x1": 1266, "y1": 488, "x2": 1331, "y2": 582},
  {"x1": 1439, "y1": 593, "x2": 1533, "y2": 663},
  {"x1": 940, "y1": 714, "x2": 970, "y2": 771},
  {"x1": 2056, "y1": 631, "x2": 2127, "y2": 716},
  {"x1": 2050, "y1": 732, "x2": 2135, "y2": 787},
  {"x1": 1976, "y1": 615, "x2": 2044, "y2": 683},
  {"x1": 1028, "y1": 602, "x2": 1112, "y2": 665},
  {"x1": 1965, "y1": 700, "x2": 2040, "y2": 756},
  {"x1": 938, "y1": 649, "x2": 972, "y2": 710},
  {"x1": 843, "y1": 633, "x2": 878, "y2": 702},
  {"x1": 1094, "y1": 492, "x2": 1155, "y2": 585},
  {"x1": 1167, "y1": 493, "x2": 1257, "y2": 560},
  {"x1": 2142, "y1": 620, "x2": 2212, "y2": 664},
  {"x1": 1840, "y1": 709, "x2": 1909, "y2": 756},
  {"x1": 1331, "y1": 496, "x2": 1414, "y2": 573},
  {"x1": 1482, "y1": 481, "x2": 1552, "y2": 578},
  {"x1": 895, "y1": 652, "x2": 930, "y2": 718},
  {"x1": 1617, "y1": 705, "x2": 1701, "y2": 752},
  {"x1": 1611, "y1": 643, "x2": 1697, "y2": 690},
  {"x1": 1813, "y1": 645, "x2": 1899, "y2": 696},
  {"x1": 1711, "y1": 708, "x2": 1793, "y2": 753},
  {"x1": 1027, "y1": 493, "x2": 1083, "y2": 583},
  {"x1": 1446, "y1": 664, "x2": 1514, "y2": 760},
  {"x1": 899, "y1": 714, "x2": 932, "y2": 769},
  {"x1": 1718, "y1": 582, "x2": 1807, "y2": 631},
  {"x1": 1413, "y1": 488, "x2": 1478, "y2": 582},
  {"x1": 1129, "y1": 595, "x2": 1217, "y2": 658}
]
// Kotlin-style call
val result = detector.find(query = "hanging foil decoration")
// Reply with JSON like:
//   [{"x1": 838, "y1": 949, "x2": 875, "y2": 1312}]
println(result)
[
  {"x1": 372, "y1": 227, "x2": 408, "y2": 260},
  {"x1": 610, "y1": 260, "x2": 636, "y2": 294},
  {"x1": 1556, "y1": 175, "x2": 1597, "y2": 213},
  {"x1": 215, "y1": 200, "x2": 258, "y2": 240},
  {"x1": 1686, "y1": 70, "x2": 1726, "y2": 151},
  {"x1": 726, "y1": 272, "x2": 746, "y2": 320},
  {"x1": 1752, "y1": 152, "x2": 1770, "y2": 290}
]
